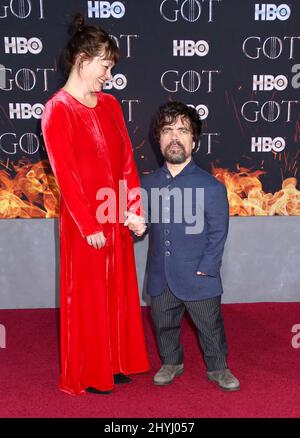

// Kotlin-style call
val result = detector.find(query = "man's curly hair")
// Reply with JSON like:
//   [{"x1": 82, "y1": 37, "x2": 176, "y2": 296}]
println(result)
[{"x1": 153, "y1": 101, "x2": 202, "y2": 147}]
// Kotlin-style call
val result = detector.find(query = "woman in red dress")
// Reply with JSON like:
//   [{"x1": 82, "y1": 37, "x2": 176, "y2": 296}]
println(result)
[{"x1": 42, "y1": 14, "x2": 149, "y2": 395}]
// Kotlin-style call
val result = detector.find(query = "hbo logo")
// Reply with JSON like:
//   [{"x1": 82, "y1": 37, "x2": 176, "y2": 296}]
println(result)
[
  {"x1": 9, "y1": 103, "x2": 44, "y2": 119},
  {"x1": 173, "y1": 40, "x2": 209, "y2": 56},
  {"x1": 253, "y1": 75, "x2": 288, "y2": 91},
  {"x1": 103, "y1": 73, "x2": 127, "y2": 90},
  {"x1": 187, "y1": 104, "x2": 209, "y2": 120},
  {"x1": 254, "y1": 4, "x2": 291, "y2": 21},
  {"x1": 4, "y1": 37, "x2": 42, "y2": 54},
  {"x1": 87, "y1": 1, "x2": 125, "y2": 18},
  {"x1": 251, "y1": 137, "x2": 285, "y2": 152}
]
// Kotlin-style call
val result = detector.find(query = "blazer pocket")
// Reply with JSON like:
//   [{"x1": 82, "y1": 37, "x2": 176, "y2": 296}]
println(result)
[{"x1": 184, "y1": 258, "x2": 214, "y2": 278}]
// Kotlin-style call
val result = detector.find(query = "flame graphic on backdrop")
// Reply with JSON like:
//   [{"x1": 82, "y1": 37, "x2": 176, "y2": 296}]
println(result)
[
  {"x1": 1, "y1": 159, "x2": 300, "y2": 218},
  {"x1": 213, "y1": 165, "x2": 300, "y2": 216},
  {"x1": 0, "y1": 159, "x2": 59, "y2": 218}
]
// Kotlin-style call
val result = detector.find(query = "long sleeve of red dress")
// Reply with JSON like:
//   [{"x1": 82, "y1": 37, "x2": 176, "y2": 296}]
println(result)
[
  {"x1": 41, "y1": 90, "x2": 149, "y2": 395},
  {"x1": 42, "y1": 100, "x2": 104, "y2": 238}
]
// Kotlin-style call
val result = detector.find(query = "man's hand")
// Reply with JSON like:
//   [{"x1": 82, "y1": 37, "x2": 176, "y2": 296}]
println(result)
[
  {"x1": 124, "y1": 211, "x2": 147, "y2": 237},
  {"x1": 86, "y1": 231, "x2": 106, "y2": 249}
]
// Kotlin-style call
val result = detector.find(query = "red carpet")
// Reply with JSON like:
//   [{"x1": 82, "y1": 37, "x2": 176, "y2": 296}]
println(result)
[{"x1": 0, "y1": 304, "x2": 300, "y2": 418}]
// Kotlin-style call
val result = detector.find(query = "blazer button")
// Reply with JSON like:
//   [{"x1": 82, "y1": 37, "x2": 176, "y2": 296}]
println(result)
[
  {"x1": 165, "y1": 250, "x2": 171, "y2": 257},
  {"x1": 164, "y1": 229, "x2": 170, "y2": 235},
  {"x1": 165, "y1": 240, "x2": 171, "y2": 247},
  {"x1": 166, "y1": 174, "x2": 171, "y2": 179}
]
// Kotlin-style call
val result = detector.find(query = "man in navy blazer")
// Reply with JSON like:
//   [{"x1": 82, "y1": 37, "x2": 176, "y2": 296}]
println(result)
[{"x1": 141, "y1": 102, "x2": 240, "y2": 391}]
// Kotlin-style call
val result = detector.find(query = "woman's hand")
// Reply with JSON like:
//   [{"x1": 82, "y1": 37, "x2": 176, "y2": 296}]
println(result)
[
  {"x1": 124, "y1": 211, "x2": 147, "y2": 237},
  {"x1": 86, "y1": 231, "x2": 106, "y2": 249}
]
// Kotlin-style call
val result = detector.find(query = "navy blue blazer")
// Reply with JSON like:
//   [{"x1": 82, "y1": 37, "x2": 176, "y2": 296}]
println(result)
[{"x1": 141, "y1": 159, "x2": 229, "y2": 301}]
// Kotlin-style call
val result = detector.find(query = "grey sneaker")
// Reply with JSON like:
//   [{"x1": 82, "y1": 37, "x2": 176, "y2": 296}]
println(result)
[
  {"x1": 207, "y1": 369, "x2": 240, "y2": 391},
  {"x1": 154, "y1": 364, "x2": 184, "y2": 386}
]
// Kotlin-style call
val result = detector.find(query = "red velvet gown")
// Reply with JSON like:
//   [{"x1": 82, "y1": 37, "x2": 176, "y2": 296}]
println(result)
[{"x1": 42, "y1": 89, "x2": 150, "y2": 395}]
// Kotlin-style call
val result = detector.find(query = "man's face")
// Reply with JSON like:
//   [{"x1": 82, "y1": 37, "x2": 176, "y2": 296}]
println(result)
[{"x1": 159, "y1": 116, "x2": 194, "y2": 164}]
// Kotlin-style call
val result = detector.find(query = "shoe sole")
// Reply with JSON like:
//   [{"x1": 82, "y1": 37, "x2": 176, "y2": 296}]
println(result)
[
  {"x1": 154, "y1": 368, "x2": 184, "y2": 386},
  {"x1": 207, "y1": 377, "x2": 240, "y2": 392},
  {"x1": 86, "y1": 387, "x2": 112, "y2": 394}
]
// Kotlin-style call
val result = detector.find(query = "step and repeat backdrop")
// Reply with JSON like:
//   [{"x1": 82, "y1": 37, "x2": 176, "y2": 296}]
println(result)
[{"x1": 0, "y1": 0, "x2": 300, "y2": 218}]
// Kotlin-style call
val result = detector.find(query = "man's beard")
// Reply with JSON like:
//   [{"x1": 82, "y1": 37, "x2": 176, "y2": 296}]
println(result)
[{"x1": 163, "y1": 141, "x2": 187, "y2": 164}]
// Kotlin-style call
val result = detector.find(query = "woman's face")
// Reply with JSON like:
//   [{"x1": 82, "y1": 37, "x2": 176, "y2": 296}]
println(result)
[{"x1": 80, "y1": 54, "x2": 115, "y2": 92}]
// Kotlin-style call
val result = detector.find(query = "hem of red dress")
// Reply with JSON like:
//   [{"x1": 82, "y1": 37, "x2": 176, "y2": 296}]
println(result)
[
  {"x1": 59, "y1": 384, "x2": 114, "y2": 396},
  {"x1": 59, "y1": 386, "x2": 87, "y2": 396},
  {"x1": 59, "y1": 366, "x2": 151, "y2": 395}
]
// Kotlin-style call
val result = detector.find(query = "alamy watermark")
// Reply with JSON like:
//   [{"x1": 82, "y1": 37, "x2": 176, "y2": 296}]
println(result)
[
  {"x1": 95, "y1": 181, "x2": 205, "y2": 235},
  {"x1": 291, "y1": 324, "x2": 300, "y2": 349},
  {"x1": 0, "y1": 324, "x2": 6, "y2": 349}
]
